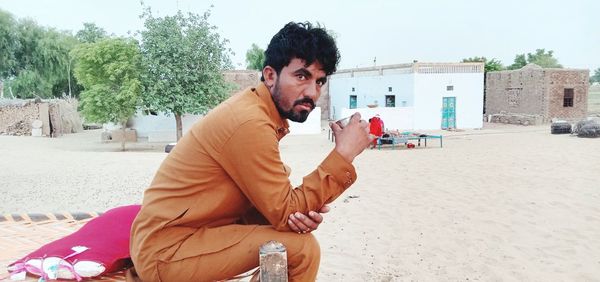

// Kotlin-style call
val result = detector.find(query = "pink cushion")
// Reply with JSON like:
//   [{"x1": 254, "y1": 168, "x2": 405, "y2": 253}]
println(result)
[{"x1": 9, "y1": 205, "x2": 141, "y2": 278}]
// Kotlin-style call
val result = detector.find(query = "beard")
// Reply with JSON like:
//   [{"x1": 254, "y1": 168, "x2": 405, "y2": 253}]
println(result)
[{"x1": 272, "y1": 80, "x2": 315, "y2": 123}]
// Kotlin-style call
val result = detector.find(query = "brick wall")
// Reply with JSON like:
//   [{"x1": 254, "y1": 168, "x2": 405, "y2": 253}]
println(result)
[
  {"x1": 485, "y1": 64, "x2": 589, "y2": 123},
  {"x1": 223, "y1": 70, "x2": 261, "y2": 95},
  {"x1": 485, "y1": 65, "x2": 546, "y2": 117},
  {"x1": 545, "y1": 69, "x2": 589, "y2": 121}
]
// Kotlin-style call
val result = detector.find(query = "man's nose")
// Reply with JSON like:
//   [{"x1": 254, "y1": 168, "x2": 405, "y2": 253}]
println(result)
[{"x1": 304, "y1": 80, "x2": 320, "y2": 100}]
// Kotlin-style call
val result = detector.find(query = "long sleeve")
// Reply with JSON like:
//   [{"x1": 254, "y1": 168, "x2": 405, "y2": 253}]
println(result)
[{"x1": 218, "y1": 119, "x2": 356, "y2": 231}]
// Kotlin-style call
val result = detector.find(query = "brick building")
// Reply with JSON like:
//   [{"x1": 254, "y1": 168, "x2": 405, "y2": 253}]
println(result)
[
  {"x1": 222, "y1": 70, "x2": 261, "y2": 94},
  {"x1": 485, "y1": 64, "x2": 589, "y2": 124}
]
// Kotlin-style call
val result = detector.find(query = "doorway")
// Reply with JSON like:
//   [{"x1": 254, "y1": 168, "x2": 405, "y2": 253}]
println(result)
[{"x1": 441, "y1": 97, "x2": 456, "y2": 129}]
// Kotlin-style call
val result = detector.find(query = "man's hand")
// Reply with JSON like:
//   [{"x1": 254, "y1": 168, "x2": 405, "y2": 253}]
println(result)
[
  {"x1": 331, "y1": 112, "x2": 372, "y2": 163},
  {"x1": 287, "y1": 205, "x2": 331, "y2": 233}
]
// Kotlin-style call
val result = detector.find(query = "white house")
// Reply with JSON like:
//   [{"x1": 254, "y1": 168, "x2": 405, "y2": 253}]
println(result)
[{"x1": 328, "y1": 62, "x2": 485, "y2": 131}]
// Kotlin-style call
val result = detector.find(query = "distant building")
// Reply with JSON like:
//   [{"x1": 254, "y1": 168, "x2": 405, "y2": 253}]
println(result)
[
  {"x1": 588, "y1": 84, "x2": 600, "y2": 115},
  {"x1": 327, "y1": 62, "x2": 485, "y2": 130},
  {"x1": 223, "y1": 70, "x2": 261, "y2": 95},
  {"x1": 485, "y1": 64, "x2": 589, "y2": 124}
]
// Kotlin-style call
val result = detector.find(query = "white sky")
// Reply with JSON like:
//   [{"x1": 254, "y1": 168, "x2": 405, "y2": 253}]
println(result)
[{"x1": 1, "y1": 0, "x2": 598, "y2": 71}]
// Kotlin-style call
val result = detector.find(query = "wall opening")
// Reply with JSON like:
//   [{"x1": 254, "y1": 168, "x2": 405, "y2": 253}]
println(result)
[
  {"x1": 563, "y1": 88, "x2": 574, "y2": 107},
  {"x1": 385, "y1": 95, "x2": 396, "y2": 107},
  {"x1": 349, "y1": 95, "x2": 357, "y2": 109}
]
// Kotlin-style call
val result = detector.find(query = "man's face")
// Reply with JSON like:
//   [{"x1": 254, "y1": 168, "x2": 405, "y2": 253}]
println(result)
[{"x1": 267, "y1": 58, "x2": 327, "y2": 123}]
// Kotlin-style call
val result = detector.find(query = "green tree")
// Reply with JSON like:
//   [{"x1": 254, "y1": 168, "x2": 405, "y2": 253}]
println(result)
[
  {"x1": 38, "y1": 28, "x2": 80, "y2": 98},
  {"x1": 508, "y1": 54, "x2": 527, "y2": 70},
  {"x1": 245, "y1": 43, "x2": 265, "y2": 71},
  {"x1": 3, "y1": 16, "x2": 80, "y2": 99},
  {"x1": 72, "y1": 38, "x2": 142, "y2": 151},
  {"x1": 0, "y1": 10, "x2": 18, "y2": 75},
  {"x1": 526, "y1": 49, "x2": 562, "y2": 68},
  {"x1": 462, "y1": 56, "x2": 503, "y2": 114},
  {"x1": 140, "y1": 7, "x2": 233, "y2": 141},
  {"x1": 589, "y1": 68, "x2": 600, "y2": 84},
  {"x1": 508, "y1": 49, "x2": 562, "y2": 70},
  {"x1": 0, "y1": 9, "x2": 20, "y2": 98},
  {"x1": 76, "y1": 22, "x2": 107, "y2": 43},
  {"x1": 462, "y1": 56, "x2": 504, "y2": 72},
  {"x1": 10, "y1": 19, "x2": 55, "y2": 98}
]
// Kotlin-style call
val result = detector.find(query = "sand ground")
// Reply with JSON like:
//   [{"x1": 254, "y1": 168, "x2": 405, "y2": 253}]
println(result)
[{"x1": 1, "y1": 123, "x2": 599, "y2": 281}]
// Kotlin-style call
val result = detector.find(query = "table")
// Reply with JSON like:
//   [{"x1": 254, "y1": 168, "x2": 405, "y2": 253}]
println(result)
[{"x1": 377, "y1": 134, "x2": 443, "y2": 149}]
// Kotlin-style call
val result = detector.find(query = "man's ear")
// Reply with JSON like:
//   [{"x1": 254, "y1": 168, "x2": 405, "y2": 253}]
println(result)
[{"x1": 262, "y1": 66, "x2": 277, "y2": 90}]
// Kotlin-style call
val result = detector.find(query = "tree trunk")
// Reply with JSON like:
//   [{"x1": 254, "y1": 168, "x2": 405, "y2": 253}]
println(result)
[
  {"x1": 67, "y1": 61, "x2": 72, "y2": 98},
  {"x1": 175, "y1": 113, "x2": 183, "y2": 141},
  {"x1": 121, "y1": 121, "x2": 127, "y2": 151}
]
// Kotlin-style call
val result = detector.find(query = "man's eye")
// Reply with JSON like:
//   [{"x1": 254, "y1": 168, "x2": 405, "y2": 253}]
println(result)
[
  {"x1": 316, "y1": 81, "x2": 324, "y2": 86},
  {"x1": 297, "y1": 75, "x2": 306, "y2": 80}
]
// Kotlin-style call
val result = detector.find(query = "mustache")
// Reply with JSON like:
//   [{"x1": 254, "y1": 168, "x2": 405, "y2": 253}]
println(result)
[{"x1": 293, "y1": 97, "x2": 315, "y2": 110}]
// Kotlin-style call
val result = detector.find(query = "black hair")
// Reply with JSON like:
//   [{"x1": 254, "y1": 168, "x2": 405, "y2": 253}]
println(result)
[{"x1": 261, "y1": 22, "x2": 340, "y2": 81}]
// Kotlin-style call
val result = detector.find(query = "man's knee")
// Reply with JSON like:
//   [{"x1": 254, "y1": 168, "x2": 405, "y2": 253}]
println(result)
[
  {"x1": 286, "y1": 233, "x2": 321, "y2": 279},
  {"x1": 290, "y1": 233, "x2": 320, "y2": 260},
  {"x1": 304, "y1": 233, "x2": 320, "y2": 257}
]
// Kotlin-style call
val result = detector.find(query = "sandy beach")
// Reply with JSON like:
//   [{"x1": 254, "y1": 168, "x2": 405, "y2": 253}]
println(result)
[{"x1": 1, "y1": 123, "x2": 599, "y2": 281}]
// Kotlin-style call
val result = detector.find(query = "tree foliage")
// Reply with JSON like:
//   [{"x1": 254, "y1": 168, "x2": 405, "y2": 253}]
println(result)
[
  {"x1": 508, "y1": 49, "x2": 562, "y2": 70},
  {"x1": 462, "y1": 56, "x2": 503, "y2": 72},
  {"x1": 590, "y1": 68, "x2": 600, "y2": 84},
  {"x1": 139, "y1": 7, "x2": 233, "y2": 140},
  {"x1": 76, "y1": 22, "x2": 107, "y2": 43},
  {"x1": 0, "y1": 9, "x2": 81, "y2": 98},
  {"x1": 0, "y1": 9, "x2": 19, "y2": 79},
  {"x1": 245, "y1": 43, "x2": 265, "y2": 71},
  {"x1": 72, "y1": 38, "x2": 141, "y2": 149}
]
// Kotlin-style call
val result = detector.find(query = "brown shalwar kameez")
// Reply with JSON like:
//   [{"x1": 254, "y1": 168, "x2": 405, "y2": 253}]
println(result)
[{"x1": 129, "y1": 83, "x2": 356, "y2": 281}]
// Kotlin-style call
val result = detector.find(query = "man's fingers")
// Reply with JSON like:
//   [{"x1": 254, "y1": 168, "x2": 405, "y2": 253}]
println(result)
[
  {"x1": 318, "y1": 205, "x2": 331, "y2": 214},
  {"x1": 292, "y1": 212, "x2": 318, "y2": 231},
  {"x1": 350, "y1": 112, "x2": 362, "y2": 123},
  {"x1": 287, "y1": 215, "x2": 301, "y2": 233},
  {"x1": 307, "y1": 211, "x2": 324, "y2": 224},
  {"x1": 291, "y1": 218, "x2": 310, "y2": 234},
  {"x1": 329, "y1": 121, "x2": 342, "y2": 133}
]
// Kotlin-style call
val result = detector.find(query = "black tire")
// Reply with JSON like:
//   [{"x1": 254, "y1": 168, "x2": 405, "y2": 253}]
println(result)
[
  {"x1": 577, "y1": 123, "x2": 600, "y2": 138},
  {"x1": 165, "y1": 143, "x2": 177, "y2": 153},
  {"x1": 573, "y1": 120, "x2": 595, "y2": 134},
  {"x1": 550, "y1": 122, "x2": 572, "y2": 134}
]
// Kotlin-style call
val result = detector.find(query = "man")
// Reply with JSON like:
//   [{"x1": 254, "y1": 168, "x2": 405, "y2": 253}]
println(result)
[{"x1": 129, "y1": 22, "x2": 371, "y2": 281}]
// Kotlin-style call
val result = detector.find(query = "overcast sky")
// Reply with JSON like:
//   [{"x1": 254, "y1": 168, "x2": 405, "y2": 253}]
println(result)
[{"x1": 1, "y1": 0, "x2": 598, "y2": 71}]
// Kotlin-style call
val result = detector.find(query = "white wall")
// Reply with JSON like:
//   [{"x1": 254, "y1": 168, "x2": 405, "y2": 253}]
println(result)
[
  {"x1": 131, "y1": 107, "x2": 322, "y2": 141},
  {"x1": 340, "y1": 107, "x2": 414, "y2": 131},
  {"x1": 328, "y1": 73, "x2": 415, "y2": 120},
  {"x1": 130, "y1": 112, "x2": 203, "y2": 142},
  {"x1": 413, "y1": 73, "x2": 484, "y2": 129},
  {"x1": 288, "y1": 107, "x2": 322, "y2": 135}
]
